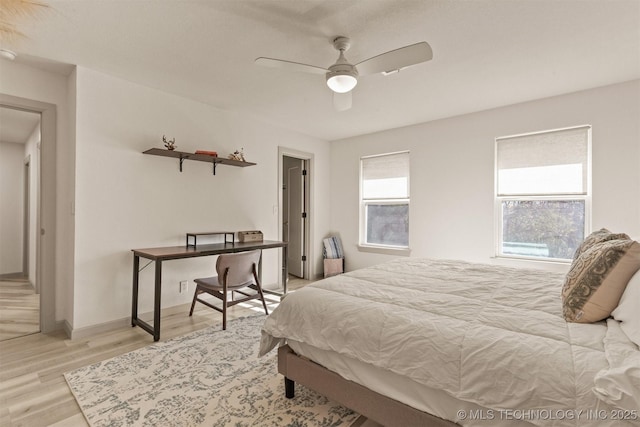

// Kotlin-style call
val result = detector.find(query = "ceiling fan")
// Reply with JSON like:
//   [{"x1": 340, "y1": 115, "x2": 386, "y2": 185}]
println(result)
[{"x1": 255, "y1": 36, "x2": 433, "y2": 111}]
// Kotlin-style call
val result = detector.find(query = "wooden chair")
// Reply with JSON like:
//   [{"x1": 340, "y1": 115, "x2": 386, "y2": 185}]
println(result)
[{"x1": 189, "y1": 249, "x2": 269, "y2": 330}]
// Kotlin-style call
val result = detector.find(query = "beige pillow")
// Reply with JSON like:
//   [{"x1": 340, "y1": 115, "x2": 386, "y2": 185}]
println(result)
[
  {"x1": 562, "y1": 237, "x2": 640, "y2": 323},
  {"x1": 573, "y1": 228, "x2": 630, "y2": 260}
]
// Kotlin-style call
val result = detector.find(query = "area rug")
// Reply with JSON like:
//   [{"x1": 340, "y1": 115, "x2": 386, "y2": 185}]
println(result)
[{"x1": 65, "y1": 315, "x2": 359, "y2": 427}]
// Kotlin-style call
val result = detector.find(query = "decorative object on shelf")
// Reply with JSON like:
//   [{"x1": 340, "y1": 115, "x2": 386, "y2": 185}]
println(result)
[
  {"x1": 195, "y1": 150, "x2": 218, "y2": 157},
  {"x1": 238, "y1": 230, "x2": 264, "y2": 242},
  {"x1": 163, "y1": 135, "x2": 176, "y2": 150},
  {"x1": 228, "y1": 147, "x2": 245, "y2": 162}
]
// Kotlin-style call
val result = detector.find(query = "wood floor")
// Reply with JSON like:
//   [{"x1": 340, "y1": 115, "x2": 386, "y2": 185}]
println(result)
[
  {"x1": 0, "y1": 277, "x2": 311, "y2": 427},
  {"x1": 0, "y1": 275, "x2": 39, "y2": 342}
]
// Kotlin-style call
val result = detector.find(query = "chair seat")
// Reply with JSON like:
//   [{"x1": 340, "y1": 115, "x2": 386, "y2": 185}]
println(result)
[{"x1": 194, "y1": 276, "x2": 254, "y2": 291}]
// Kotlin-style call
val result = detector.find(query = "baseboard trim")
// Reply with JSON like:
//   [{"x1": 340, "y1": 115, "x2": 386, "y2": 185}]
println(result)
[
  {"x1": 0, "y1": 272, "x2": 27, "y2": 280},
  {"x1": 68, "y1": 305, "x2": 187, "y2": 341},
  {"x1": 61, "y1": 320, "x2": 72, "y2": 338},
  {"x1": 70, "y1": 316, "x2": 131, "y2": 341},
  {"x1": 67, "y1": 289, "x2": 282, "y2": 341}
]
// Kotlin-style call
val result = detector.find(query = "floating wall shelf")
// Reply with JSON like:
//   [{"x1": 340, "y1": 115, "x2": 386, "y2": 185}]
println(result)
[{"x1": 143, "y1": 148, "x2": 256, "y2": 175}]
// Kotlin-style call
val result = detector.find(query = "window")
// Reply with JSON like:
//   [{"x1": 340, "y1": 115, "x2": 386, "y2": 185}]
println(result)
[
  {"x1": 360, "y1": 151, "x2": 410, "y2": 249},
  {"x1": 495, "y1": 126, "x2": 591, "y2": 261}
]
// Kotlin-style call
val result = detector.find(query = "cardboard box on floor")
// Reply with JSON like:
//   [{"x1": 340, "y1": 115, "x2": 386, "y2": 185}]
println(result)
[{"x1": 324, "y1": 258, "x2": 344, "y2": 278}]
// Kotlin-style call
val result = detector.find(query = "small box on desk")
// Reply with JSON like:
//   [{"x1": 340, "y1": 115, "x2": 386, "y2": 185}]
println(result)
[{"x1": 238, "y1": 230, "x2": 263, "y2": 242}]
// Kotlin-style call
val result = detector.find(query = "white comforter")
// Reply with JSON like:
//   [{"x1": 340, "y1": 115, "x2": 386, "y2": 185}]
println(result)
[{"x1": 260, "y1": 258, "x2": 640, "y2": 426}]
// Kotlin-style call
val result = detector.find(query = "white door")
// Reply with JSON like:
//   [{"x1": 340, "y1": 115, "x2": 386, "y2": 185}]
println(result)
[{"x1": 285, "y1": 158, "x2": 305, "y2": 277}]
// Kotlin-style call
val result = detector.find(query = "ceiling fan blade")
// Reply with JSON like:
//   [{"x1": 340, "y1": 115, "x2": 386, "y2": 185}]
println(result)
[
  {"x1": 333, "y1": 91, "x2": 352, "y2": 112},
  {"x1": 356, "y1": 42, "x2": 433, "y2": 76},
  {"x1": 254, "y1": 57, "x2": 327, "y2": 75}
]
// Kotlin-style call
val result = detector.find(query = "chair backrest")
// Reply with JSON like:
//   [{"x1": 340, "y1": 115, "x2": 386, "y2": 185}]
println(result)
[{"x1": 215, "y1": 250, "x2": 261, "y2": 288}]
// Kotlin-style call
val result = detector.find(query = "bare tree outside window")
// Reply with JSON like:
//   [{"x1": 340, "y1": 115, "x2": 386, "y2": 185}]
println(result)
[
  {"x1": 501, "y1": 200, "x2": 585, "y2": 259},
  {"x1": 366, "y1": 204, "x2": 409, "y2": 247}
]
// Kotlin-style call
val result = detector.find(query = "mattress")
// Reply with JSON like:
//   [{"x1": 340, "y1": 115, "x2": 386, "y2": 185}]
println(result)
[{"x1": 260, "y1": 258, "x2": 640, "y2": 426}]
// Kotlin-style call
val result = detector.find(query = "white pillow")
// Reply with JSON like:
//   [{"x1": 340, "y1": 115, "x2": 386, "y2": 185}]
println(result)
[
  {"x1": 593, "y1": 319, "x2": 640, "y2": 411},
  {"x1": 612, "y1": 268, "x2": 640, "y2": 347}
]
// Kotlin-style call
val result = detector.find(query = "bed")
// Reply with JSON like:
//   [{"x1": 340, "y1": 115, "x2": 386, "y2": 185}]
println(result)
[{"x1": 259, "y1": 257, "x2": 640, "y2": 427}]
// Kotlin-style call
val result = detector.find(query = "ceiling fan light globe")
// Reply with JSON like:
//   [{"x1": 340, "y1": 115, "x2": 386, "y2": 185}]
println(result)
[{"x1": 326, "y1": 74, "x2": 357, "y2": 93}]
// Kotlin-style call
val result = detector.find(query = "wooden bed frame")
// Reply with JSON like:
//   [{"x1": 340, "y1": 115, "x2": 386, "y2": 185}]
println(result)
[{"x1": 278, "y1": 345, "x2": 460, "y2": 427}]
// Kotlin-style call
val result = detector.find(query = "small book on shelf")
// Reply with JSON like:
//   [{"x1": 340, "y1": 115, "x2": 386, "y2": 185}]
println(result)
[{"x1": 195, "y1": 150, "x2": 218, "y2": 157}]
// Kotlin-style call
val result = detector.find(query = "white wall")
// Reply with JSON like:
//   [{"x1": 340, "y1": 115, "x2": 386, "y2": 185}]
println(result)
[
  {"x1": 72, "y1": 67, "x2": 331, "y2": 330},
  {"x1": 0, "y1": 141, "x2": 24, "y2": 274},
  {"x1": 330, "y1": 80, "x2": 640, "y2": 272}
]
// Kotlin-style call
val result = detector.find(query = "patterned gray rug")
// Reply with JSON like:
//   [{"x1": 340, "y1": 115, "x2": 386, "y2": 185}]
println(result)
[{"x1": 65, "y1": 315, "x2": 360, "y2": 427}]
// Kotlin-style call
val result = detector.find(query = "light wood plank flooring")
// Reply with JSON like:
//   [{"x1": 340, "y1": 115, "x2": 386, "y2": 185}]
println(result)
[
  {"x1": 0, "y1": 275, "x2": 39, "y2": 342},
  {"x1": 0, "y1": 278, "x2": 310, "y2": 427}
]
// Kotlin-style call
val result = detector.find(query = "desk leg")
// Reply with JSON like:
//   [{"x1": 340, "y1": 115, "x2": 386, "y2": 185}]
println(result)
[
  {"x1": 132, "y1": 254, "x2": 140, "y2": 326},
  {"x1": 153, "y1": 260, "x2": 162, "y2": 341},
  {"x1": 131, "y1": 256, "x2": 161, "y2": 341}
]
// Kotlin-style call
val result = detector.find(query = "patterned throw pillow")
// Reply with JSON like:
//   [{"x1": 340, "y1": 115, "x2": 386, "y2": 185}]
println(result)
[
  {"x1": 572, "y1": 228, "x2": 630, "y2": 260},
  {"x1": 562, "y1": 237, "x2": 640, "y2": 323}
]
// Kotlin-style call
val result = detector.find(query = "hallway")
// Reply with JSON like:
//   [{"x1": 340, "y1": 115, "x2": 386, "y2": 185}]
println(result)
[{"x1": 0, "y1": 274, "x2": 39, "y2": 341}]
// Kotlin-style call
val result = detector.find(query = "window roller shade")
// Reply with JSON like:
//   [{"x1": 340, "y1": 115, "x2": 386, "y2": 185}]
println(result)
[
  {"x1": 362, "y1": 152, "x2": 409, "y2": 199},
  {"x1": 497, "y1": 126, "x2": 589, "y2": 196}
]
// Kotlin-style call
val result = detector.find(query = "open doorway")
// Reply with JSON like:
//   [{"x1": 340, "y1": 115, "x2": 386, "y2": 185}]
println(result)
[
  {"x1": 0, "y1": 106, "x2": 41, "y2": 341},
  {"x1": 279, "y1": 148, "x2": 313, "y2": 284},
  {"x1": 0, "y1": 94, "x2": 57, "y2": 336}
]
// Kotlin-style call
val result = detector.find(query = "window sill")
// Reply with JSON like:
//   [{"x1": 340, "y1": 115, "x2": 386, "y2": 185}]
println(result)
[
  {"x1": 490, "y1": 255, "x2": 571, "y2": 273},
  {"x1": 493, "y1": 254, "x2": 571, "y2": 265},
  {"x1": 357, "y1": 244, "x2": 411, "y2": 256}
]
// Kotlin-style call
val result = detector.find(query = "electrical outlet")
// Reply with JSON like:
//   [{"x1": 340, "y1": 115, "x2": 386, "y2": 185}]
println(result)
[{"x1": 179, "y1": 280, "x2": 188, "y2": 294}]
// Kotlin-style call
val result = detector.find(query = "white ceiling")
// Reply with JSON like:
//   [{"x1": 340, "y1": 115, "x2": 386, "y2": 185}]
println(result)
[{"x1": 1, "y1": 0, "x2": 639, "y2": 141}]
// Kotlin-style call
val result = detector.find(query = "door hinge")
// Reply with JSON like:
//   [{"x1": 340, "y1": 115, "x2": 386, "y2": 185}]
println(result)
[
  {"x1": 302, "y1": 255, "x2": 307, "y2": 261},
  {"x1": 302, "y1": 212, "x2": 307, "y2": 218},
  {"x1": 302, "y1": 169, "x2": 307, "y2": 176}
]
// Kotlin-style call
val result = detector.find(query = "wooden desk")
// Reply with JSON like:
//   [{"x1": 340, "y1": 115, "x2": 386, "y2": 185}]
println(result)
[{"x1": 131, "y1": 240, "x2": 288, "y2": 341}]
